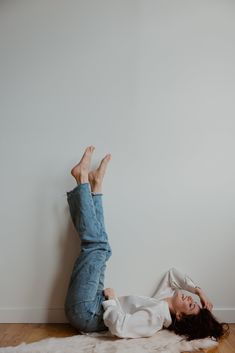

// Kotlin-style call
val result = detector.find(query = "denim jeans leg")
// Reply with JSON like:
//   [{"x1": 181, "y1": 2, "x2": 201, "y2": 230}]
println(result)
[
  {"x1": 91, "y1": 193, "x2": 112, "y2": 261},
  {"x1": 64, "y1": 183, "x2": 111, "y2": 332},
  {"x1": 66, "y1": 183, "x2": 107, "y2": 244},
  {"x1": 91, "y1": 193, "x2": 106, "y2": 231}
]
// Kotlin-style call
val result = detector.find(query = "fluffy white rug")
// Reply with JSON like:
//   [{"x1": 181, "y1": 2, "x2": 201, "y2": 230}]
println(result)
[{"x1": 0, "y1": 329, "x2": 218, "y2": 353}]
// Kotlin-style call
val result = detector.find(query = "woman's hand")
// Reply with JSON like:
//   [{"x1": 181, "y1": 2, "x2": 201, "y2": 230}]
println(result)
[
  {"x1": 195, "y1": 288, "x2": 213, "y2": 311},
  {"x1": 103, "y1": 288, "x2": 116, "y2": 300}
]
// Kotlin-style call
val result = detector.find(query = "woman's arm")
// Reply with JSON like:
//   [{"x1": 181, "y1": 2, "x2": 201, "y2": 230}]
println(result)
[
  {"x1": 194, "y1": 287, "x2": 213, "y2": 311},
  {"x1": 169, "y1": 268, "x2": 213, "y2": 310},
  {"x1": 152, "y1": 267, "x2": 199, "y2": 297},
  {"x1": 167, "y1": 268, "x2": 199, "y2": 294},
  {"x1": 102, "y1": 299, "x2": 163, "y2": 338}
]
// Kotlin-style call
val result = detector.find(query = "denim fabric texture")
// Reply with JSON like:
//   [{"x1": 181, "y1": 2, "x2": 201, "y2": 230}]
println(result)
[{"x1": 64, "y1": 183, "x2": 112, "y2": 332}]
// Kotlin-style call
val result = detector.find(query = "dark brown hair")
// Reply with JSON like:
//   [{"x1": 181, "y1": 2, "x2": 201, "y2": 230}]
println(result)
[{"x1": 168, "y1": 308, "x2": 229, "y2": 341}]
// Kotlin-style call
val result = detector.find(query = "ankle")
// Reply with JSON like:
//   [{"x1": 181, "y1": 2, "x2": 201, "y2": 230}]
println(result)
[
  {"x1": 75, "y1": 174, "x2": 89, "y2": 185},
  {"x1": 91, "y1": 184, "x2": 102, "y2": 193}
]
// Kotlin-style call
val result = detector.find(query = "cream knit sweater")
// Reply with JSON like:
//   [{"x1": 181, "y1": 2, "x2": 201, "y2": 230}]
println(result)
[{"x1": 102, "y1": 268, "x2": 198, "y2": 338}]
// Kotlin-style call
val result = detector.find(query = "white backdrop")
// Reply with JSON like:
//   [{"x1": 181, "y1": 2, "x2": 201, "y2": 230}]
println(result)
[{"x1": 0, "y1": 0, "x2": 234, "y2": 323}]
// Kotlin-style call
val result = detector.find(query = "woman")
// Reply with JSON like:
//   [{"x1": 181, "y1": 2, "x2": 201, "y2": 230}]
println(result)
[{"x1": 64, "y1": 146, "x2": 228, "y2": 341}]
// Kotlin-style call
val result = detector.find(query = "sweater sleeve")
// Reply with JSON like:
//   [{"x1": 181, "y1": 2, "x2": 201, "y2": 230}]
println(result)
[
  {"x1": 152, "y1": 267, "x2": 198, "y2": 298},
  {"x1": 102, "y1": 299, "x2": 163, "y2": 338},
  {"x1": 168, "y1": 267, "x2": 198, "y2": 294}
]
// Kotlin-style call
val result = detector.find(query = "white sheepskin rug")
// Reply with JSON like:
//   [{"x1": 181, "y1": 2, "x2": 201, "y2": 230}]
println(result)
[{"x1": 0, "y1": 329, "x2": 218, "y2": 353}]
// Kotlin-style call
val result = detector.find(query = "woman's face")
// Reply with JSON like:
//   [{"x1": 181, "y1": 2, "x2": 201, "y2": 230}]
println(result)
[{"x1": 172, "y1": 291, "x2": 201, "y2": 317}]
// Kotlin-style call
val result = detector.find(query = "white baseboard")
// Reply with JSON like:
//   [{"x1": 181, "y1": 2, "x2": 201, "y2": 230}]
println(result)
[
  {"x1": 0, "y1": 307, "x2": 234, "y2": 323},
  {"x1": 213, "y1": 309, "x2": 235, "y2": 323},
  {"x1": 0, "y1": 308, "x2": 69, "y2": 323}
]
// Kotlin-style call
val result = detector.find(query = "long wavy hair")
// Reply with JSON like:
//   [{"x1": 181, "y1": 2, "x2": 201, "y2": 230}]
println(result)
[{"x1": 168, "y1": 308, "x2": 229, "y2": 341}]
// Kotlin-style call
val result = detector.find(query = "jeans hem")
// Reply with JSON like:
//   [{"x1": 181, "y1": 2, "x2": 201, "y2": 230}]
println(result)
[{"x1": 67, "y1": 183, "x2": 90, "y2": 197}]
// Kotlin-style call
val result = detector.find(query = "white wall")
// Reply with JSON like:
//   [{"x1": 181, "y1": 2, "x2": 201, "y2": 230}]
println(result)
[{"x1": 0, "y1": 0, "x2": 235, "y2": 323}]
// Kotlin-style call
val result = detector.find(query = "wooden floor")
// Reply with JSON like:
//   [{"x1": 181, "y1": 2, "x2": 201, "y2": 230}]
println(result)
[{"x1": 0, "y1": 323, "x2": 234, "y2": 352}]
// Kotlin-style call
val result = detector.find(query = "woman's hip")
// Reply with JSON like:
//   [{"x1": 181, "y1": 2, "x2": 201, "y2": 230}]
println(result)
[{"x1": 65, "y1": 294, "x2": 108, "y2": 333}]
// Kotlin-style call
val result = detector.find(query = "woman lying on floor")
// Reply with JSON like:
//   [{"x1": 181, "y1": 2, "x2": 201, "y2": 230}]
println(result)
[{"x1": 64, "y1": 146, "x2": 228, "y2": 341}]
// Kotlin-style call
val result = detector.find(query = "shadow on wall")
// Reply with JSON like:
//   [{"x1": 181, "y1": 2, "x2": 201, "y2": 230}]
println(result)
[{"x1": 46, "y1": 202, "x2": 81, "y2": 323}]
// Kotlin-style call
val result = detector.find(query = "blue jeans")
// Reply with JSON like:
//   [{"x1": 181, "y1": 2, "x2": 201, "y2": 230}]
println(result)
[{"x1": 64, "y1": 183, "x2": 112, "y2": 332}]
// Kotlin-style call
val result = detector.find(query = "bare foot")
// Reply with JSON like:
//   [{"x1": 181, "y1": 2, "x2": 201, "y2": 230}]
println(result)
[
  {"x1": 71, "y1": 145, "x2": 95, "y2": 184},
  {"x1": 89, "y1": 154, "x2": 112, "y2": 192}
]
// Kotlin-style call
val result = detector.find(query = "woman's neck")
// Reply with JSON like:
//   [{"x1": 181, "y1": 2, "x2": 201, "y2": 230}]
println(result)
[{"x1": 165, "y1": 297, "x2": 175, "y2": 314}]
